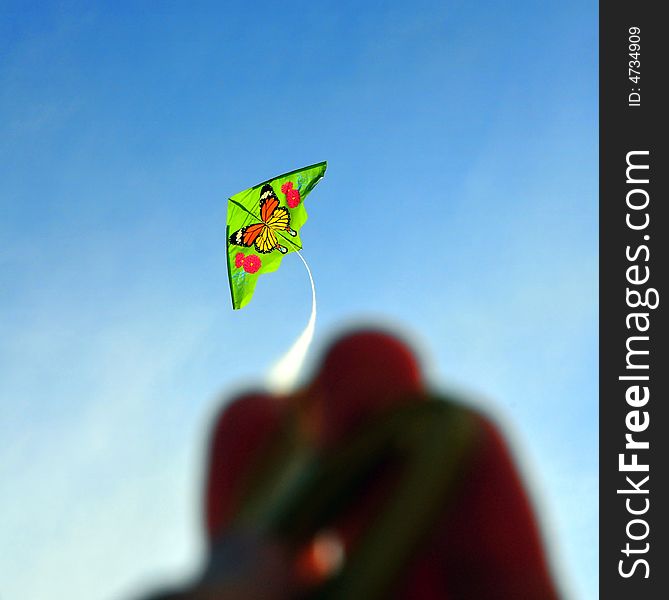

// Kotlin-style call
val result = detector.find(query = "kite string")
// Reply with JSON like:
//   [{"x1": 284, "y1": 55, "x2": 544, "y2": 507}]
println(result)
[{"x1": 266, "y1": 251, "x2": 316, "y2": 392}]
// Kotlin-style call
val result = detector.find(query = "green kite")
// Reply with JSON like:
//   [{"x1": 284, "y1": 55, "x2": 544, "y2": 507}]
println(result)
[{"x1": 226, "y1": 162, "x2": 327, "y2": 309}]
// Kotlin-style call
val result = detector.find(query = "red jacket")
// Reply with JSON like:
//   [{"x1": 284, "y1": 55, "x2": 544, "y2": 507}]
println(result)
[{"x1": 204, "y1": 331, "x2": 561, "y2": 599}]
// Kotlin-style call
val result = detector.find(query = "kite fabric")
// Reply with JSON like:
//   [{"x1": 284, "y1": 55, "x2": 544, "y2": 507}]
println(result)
[{"x1": 226, "y1": 161, "x2": 327, "y2": 310}]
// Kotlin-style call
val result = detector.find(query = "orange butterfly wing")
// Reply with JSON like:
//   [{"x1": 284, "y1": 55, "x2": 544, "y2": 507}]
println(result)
[
  {"x1": 229, "y1": 222, "x2": 265, "y2": 247},
  {"x1": 259, "y1": 184, "x2": 281, "y2": 222}
]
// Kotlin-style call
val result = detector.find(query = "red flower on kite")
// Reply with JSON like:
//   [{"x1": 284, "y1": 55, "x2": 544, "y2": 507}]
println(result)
[
  {"x1": 242, "y1": 254, "x2": 262, "y2": 274},
  {"x1": 287, "y1": 189, "x2": 301, "y2": 208},
  {"x1": 234, "y1": 252, "x2": 245, "y2": 268},
  {"x1": 282, "y1": 181, "x2": 301, "y2": 208}
]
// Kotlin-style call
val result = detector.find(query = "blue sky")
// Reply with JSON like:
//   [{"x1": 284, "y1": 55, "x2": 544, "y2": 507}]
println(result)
[{"x1": 0, "y1": 1, "x2": 597, "y2": 598}]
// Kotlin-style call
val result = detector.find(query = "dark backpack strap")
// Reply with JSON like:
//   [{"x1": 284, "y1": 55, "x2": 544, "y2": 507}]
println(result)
[{"x1": 307, "y1": 400, "x2": 478, "y2": 599}]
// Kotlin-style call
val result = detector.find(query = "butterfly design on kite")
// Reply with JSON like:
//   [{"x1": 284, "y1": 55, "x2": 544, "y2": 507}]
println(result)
[{"x1": 228, "y1": 184, "x2": 297, "y2": 255}]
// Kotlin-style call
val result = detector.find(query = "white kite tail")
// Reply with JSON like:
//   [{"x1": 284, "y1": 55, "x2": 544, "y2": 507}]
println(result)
[{"x1": 267, "y1": 251, "x2": 316, "y2": 392}]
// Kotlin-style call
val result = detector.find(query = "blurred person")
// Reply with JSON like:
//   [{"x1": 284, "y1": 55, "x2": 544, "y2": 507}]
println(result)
[{"x1": 144, "y1": 329, "x2": 560, "y2": 599}]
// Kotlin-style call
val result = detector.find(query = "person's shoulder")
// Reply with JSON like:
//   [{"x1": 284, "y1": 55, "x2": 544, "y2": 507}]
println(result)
[
  {"x1": 414, "y1": 393, "x2": 515, "y2": 456},
  {"x1": 215, "y1": 391, "x2": 282, "y2": 428}
]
